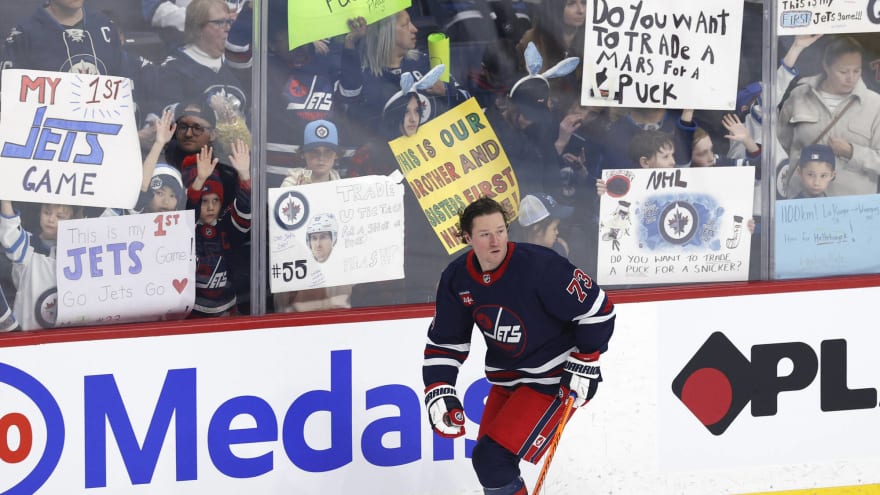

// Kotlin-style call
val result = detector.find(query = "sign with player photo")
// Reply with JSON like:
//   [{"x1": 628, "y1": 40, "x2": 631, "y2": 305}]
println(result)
[
  {"x1": 777, "y1": 0, "x2": 880, "y2": 34},
  {"x1": 54, "y1": 211, "x2": 195, "y2": 327},
  {"x1": 581, "y1": 0, "x2": 744, "y2": 109},
  {"x1": 387, "y1": 98, "x2": 520, "y2": 255},
  {"x1": 267, "y1": 175, "x2": 405, "y2": 294},
  {"x1": 0, "y1": 69, "x2": 142, "y2": 208},
  {"x1": 596, "y1": 167, "x2": 755, "y2": 285}
]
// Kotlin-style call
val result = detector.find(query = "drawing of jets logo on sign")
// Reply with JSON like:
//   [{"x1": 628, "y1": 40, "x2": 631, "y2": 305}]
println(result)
[{"x1": 274, "y1": 190, "x2": 309, "y2": 231}]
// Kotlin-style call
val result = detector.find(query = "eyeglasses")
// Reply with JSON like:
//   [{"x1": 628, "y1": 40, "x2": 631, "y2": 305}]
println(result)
[
  {"x1": 176, "y1": 123, "x2": 212, "y2": 136},
  {"x1": 205, "y1": 18, "x2": 235, "y2": 28}
]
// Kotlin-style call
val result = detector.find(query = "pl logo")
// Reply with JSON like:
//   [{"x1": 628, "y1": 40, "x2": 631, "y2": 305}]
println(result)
[
  {"x1": 0, "y1": 363, "x2": 65, "y2": 495},
  {"x1": 672, "y1": 332, "x2": 878, "y2": 435}
]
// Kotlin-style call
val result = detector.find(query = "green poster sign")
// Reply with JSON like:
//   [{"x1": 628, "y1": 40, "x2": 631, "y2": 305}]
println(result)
[{"x1": 288, "y1": 0, "x2": 412, "y2": 50}]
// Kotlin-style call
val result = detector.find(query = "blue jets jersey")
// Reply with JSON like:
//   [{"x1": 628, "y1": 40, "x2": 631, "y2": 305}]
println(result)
[
  {"x1": 423, "y1": 242, "x2": 615, "y2": 391},
  {"x1": 3, "y1": 6, "x2": 125, "y2": 75}
]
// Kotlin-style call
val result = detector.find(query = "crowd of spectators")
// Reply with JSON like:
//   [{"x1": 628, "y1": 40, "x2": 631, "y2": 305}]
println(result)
[{"x1": 0, "y1": 0, "x2": 878, "y2": 330}]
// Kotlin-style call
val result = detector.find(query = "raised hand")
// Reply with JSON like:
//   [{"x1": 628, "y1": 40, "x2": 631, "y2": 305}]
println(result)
[
  {"x1": 155, "y1": 108, "x2": 177, "y2": 146},
  {"x1": 197, "y1": 145, "x2": 219, "y2": 182},
  {"x1": 228, "y1": 139, "x2": 251, "y2": 181}
]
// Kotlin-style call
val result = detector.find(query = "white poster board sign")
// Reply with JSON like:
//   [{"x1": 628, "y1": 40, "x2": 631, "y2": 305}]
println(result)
[
  {"x1": 596, "y1": 167, "x2": 754, "y2": 285},
  {"x1": 581, "y1": 0, "x2": 744, "y2": 109},
  {"x1": 268, "y1": 175, "x2": 405, "y2": 293},
  {"x1": 777, "y1": 0, "x2": 880, "y2": 34},
  {"x1": 55, "y1": 211, "x2": 195, "y2": 326},
  {"x1": 0, "y1": 69, "x2": 141, "y2": 208}
]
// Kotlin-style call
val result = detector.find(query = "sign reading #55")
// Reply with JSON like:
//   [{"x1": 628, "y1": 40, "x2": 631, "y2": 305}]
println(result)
[{"x1": 0, "y1": 69, "x2": 141, "y2": 208}]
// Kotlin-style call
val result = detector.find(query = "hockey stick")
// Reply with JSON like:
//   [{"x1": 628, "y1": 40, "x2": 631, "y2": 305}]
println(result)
[{"x1": 532, "y1": 394, "x2": 576, "y2": 495}]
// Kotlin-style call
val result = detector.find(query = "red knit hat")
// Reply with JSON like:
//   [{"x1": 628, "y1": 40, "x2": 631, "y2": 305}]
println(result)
[{"x1": 201, "y1": 174, "x2": 224, "y2": 203}]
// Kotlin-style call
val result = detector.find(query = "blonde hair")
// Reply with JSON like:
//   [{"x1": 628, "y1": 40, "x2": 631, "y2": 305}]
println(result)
[
  {"x1": 184, "y1": 0, "x2": 231, "y2": 44},
  {"x1": 361, "y1": 11, "x2": 418, "y2": 77}
]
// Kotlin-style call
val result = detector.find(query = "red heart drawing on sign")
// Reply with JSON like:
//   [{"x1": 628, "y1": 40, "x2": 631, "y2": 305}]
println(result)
[{"x1": 172, "y1": 279, "x2": 188, "y2": 294}]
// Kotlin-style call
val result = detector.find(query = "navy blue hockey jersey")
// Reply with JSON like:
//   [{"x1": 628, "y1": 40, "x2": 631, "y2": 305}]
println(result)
[
  {"x1": 3, "y1": 6, "x2": 126, "y2": 75},
  {"x1": 423, "y1": 242, "x2": 615, "y2": 391}
]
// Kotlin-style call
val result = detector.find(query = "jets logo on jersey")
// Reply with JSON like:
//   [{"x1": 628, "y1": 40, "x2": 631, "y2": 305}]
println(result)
[{"x1": 473, "y1": 305, "x2": 526, "y2": 355}]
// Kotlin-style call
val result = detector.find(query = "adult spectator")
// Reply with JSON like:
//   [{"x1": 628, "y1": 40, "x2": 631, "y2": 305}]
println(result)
[
  {"x1": 486, "y1": 42, "x2": 579, "y2": 197},
  {"x1": 3, "y1": 0, "x2": 125, "y2": 75},
  {"x1": 147, "y1": 0, "x2": 248, "y2": 120},
  {"x1": 516, "y1": 0, "x2": 585, "y2": 98},
  {"x1": 339, "y1": 11, "x2": 470, "y2": 144},
  {"x1": 778, "y1": 36, "x2": 880, "y2": 197}
]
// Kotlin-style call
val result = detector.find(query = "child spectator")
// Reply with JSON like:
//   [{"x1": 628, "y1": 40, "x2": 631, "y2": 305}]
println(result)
[
  {"x1": 793, "y1": 144, "x2": 836, "y2": 199},
  {"x1": 595, "y1": 130, "x2": 675, "y2": 195},
  {"x1": 274, "y1": 121, "x2": 355, "y2": 312},
  {"x1": 0, "y1": 285, "x2": 17, "y2": 331},
  {"x1": 281, "y1": 120, "x2": 342, "y2": 186},
  {"x1": 103, "y1": 109, "x2": 185, "y2": 216},
  {"x1": 0, "y1": 201, "x2": 83, "y2": 330},
  {"x1": 188, "y1": 139, "x2": 251, "y2": 317},
  {"x1": 690, "y1": 115, "x2": 761, "y2": 169},
  {"x1": 515, "y1": 193, "x2": 573, "y2": 257}
]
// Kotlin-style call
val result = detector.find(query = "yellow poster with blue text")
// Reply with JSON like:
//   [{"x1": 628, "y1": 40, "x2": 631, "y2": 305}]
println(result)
[
  {"x1": 287, "y1": 0, "x2": 411, "y2": 50},
  {"x1": 388, "y1": 98, "x2": 519, "y2": 255}
]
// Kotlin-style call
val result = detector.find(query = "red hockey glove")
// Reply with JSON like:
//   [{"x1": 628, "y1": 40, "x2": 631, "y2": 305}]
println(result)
[
  {"x1": 424, "y1": 383, "x2": 465, "y2": 438},
  {"x1": 558, "y1": 351, "x2": 602, "y2": 408}
]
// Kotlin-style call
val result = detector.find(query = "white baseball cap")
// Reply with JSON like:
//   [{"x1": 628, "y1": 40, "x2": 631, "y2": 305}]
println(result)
[{"x1": 518, "y1": 193, "x2": 573, "y2": 227}]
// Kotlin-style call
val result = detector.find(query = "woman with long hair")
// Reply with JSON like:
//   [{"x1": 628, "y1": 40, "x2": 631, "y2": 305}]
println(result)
[
  {"x1": 778, "y1": 35, "x2": 880, "y2": 197},
  {"x1": 339, "y1": 10, "x2": 469, "y2": 142}
]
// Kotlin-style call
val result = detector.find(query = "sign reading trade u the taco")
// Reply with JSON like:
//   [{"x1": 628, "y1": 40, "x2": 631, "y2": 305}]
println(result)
[{"x1": 388, "y1": 98, "x2": 520, "y2": 255}]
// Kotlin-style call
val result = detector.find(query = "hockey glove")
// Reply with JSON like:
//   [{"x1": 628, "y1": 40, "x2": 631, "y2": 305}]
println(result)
[
  {"x1": 424, "y1": 383, "x2": 466, "y2": 438},
  {"x1": 558, "y1": 351, "x2": 602, "y2": 408}
]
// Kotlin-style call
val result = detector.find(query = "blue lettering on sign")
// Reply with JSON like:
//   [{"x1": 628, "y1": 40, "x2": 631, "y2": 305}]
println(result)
[
  {"x1": 76, "y1": 350, "x2": 490, "y2": 488},
  {"x1": 63, "y1": 242, "x2": 144, "y2": 280},
  {"x1": 1, "y1": 106, "x2": 121, "y2": 165}
]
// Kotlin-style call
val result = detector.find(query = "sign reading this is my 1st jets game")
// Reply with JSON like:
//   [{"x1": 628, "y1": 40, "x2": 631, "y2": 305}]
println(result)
[
  {"x1": 777, "y1": 0, "x2": 880, "y2": 34},
  {"x1": 268, "y1": 175, "x2": 405, "y2": 293},
  {"x1": 581, "y1": 0, "x2": 744, "y2": 109},
  {"x1": 0, "y1": 70, "x2": 142, "y2": 208},
  {"x1": 55, "y1": 211, "x2": 195, "y2": 327},
  {"x1": 387, "y1": 98, "x2": 519, "y2": 255}
]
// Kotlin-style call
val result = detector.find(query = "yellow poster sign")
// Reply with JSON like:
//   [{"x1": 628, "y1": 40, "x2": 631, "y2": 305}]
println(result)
[{"x1": 388, "y1": 98, "x2": 520, "y2": 254}]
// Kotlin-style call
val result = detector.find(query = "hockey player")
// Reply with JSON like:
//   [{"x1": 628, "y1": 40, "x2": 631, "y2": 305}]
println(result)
[{"x1": 423, "y1": 197, "x2": 615, "y2": 494}]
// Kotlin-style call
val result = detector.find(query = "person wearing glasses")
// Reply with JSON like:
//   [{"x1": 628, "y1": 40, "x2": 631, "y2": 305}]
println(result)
[{"x1": 149, "y1": 0, "x2": 248, "y2": 122}]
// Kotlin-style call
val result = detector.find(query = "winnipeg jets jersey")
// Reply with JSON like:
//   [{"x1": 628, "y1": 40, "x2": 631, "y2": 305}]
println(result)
[
  {"x1": 3, "y1": 6, "x2": 125, "y2": 75},
  {"x1": 423, "y1": 243, "x2": 615, "y2": 391}
]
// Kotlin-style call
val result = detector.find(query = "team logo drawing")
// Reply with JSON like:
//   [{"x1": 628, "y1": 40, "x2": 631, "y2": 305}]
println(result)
[{"x1": 274, "y1": 190, "x2": 310, "y2": 231}]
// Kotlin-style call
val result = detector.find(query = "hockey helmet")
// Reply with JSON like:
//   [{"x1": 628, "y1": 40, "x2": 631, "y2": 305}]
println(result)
[{"x1": 306, "y1": 213, "x2": 339, "y2": 246}]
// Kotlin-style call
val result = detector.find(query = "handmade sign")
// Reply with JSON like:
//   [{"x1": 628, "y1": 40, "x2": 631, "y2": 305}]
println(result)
[
  {"x1": 0, "y1": 69, "x2": 141, "y2": 208},
  {"x1": 388, "y1": 98, "x2": 519, "y2": 254},
  {"x1": 596, "y1": 167, "x2": 755, "y2": 285},
  {"x1": 581, "y1": 0, "x2": 744, "y2": 109},
  {"x1": 268, "y1": 175, "x2": 405, "y2": 293},
  {"x1": 55, "y1": 211, "x2": 195, "y2": 326}
]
